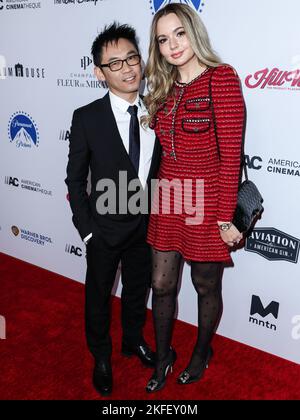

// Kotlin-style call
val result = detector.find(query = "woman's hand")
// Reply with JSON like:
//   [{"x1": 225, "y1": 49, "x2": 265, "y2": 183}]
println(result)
[{"x1": 217, "y1": 221, "x2": 243, "y2": 247}]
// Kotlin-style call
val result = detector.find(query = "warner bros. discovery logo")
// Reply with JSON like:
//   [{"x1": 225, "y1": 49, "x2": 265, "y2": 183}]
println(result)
[{"x1": 249, "y1": 295, "x2": 279, "y2": 331}]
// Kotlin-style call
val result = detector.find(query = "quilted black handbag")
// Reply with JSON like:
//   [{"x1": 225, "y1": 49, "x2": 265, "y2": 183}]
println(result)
[
  {"x1": 209, "y1": 68, "x2": 264, "y2": 233},
  {"x1": 231, "y1": 169, "x2": 264, "y2": 233}
]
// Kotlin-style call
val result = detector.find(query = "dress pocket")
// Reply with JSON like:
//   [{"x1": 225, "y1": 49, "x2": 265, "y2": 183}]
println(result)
[
  {"x1": 185, "y1": 97, "x2": 210, "y2": 112},
  {"x1": 181, "y1": 118, "x2": 211, "y2": 134}
]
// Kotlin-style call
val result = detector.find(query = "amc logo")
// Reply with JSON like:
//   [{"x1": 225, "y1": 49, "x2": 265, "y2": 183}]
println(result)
[
  {"x1": 5, "y1": 176, "x2": 19, "y2": 187},
  {"x1": 65, "y1": 244, "x2": 82, "y2": 257},
  {"x1": 244, "y1": 155, "x2": 263, "y2": 170},
  {"x1": 249, "y1": 295, "x2": 279, "y2": 331}
]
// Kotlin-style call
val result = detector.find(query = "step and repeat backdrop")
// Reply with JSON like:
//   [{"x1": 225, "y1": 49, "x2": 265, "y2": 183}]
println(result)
[{"x1": 0, "y1": 0, "x2": 299, "y2": 364}]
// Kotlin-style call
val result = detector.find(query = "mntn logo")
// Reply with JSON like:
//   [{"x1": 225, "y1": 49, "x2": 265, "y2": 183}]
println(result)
[
  {"x1": 249, "y1": 295, "x2": 279, "y2": 331},
  {"x1": 150, "y1": 0, "x2": 204, "y2": 14}
]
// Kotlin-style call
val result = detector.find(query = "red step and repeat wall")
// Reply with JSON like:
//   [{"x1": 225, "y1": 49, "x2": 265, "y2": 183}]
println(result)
[{"x1": 0, "y1": 0, "x2": 299, "y2": 363}]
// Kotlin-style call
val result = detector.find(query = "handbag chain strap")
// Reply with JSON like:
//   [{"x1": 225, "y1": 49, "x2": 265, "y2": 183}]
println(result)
[{"x1": 208, "y1": 66, "x2": 248, "y2": 181}]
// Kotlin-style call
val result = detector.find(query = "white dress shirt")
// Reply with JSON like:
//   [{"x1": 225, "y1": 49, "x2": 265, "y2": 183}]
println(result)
[{"x1": 84, "y1": 91, "x2": 155, "y2": 244}]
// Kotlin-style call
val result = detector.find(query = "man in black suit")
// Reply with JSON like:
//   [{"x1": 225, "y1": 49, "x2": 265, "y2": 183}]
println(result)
[{"x1": 65, "y1": 23, "x2": 160, "y2": 396}]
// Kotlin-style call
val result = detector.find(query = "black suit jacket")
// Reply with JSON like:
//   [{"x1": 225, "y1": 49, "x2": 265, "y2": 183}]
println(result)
[{"x1": 65, "y1": 93, "x2": 161, "y2": 249}]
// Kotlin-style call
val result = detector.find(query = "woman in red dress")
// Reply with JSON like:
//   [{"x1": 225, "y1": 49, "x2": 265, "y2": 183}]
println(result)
[{"x1": 143, "y1": 4, "x2": 245, "y2": 392}]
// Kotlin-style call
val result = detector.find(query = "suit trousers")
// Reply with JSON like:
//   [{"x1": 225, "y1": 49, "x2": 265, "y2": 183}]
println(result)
[{"x1": 85, "y1": 222, "x2": 151, "y2": 362}]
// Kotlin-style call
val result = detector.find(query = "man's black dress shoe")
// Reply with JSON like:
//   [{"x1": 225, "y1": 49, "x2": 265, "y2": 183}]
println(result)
[
  {"x1": 122, "y1": 340, "x2": 155, "y2": 368},
  {"x1": 93, "y1": 360, "x2": 113, "y2": 396}
]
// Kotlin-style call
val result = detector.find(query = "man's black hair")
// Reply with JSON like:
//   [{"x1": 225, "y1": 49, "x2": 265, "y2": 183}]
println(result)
[{"x1": 91, "y1": 22, "x2": 140, "y2": 67}]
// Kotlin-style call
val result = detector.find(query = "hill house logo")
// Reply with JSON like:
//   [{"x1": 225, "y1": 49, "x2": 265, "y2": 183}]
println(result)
[
  {"x1": 150, "y1": 0, "x2": 205, "y2": 14},
  {"x1": 8, "y1": 112, "x2": 39, "y2": 148},
  {"x1": 245, "y1": 67, "x2": 300, "y2": 90}
]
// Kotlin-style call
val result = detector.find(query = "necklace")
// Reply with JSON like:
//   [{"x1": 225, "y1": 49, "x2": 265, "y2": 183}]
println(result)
[
  {"x1": 170, "y1": 67, "x2": 211, "y2": 161},
  {"x1": 175, "y1": 66, "x2": 210, "y2": 87}
]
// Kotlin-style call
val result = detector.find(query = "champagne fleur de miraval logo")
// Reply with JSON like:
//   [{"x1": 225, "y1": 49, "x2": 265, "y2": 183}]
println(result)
[{"x1": 150, "y1": 0, "x2": 205, "y2": 14}]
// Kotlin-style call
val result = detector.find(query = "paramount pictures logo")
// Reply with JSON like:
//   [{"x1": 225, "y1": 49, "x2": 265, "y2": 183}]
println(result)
[{"x1": 245, "y1": 227, "x2": 300, "y2": 263}]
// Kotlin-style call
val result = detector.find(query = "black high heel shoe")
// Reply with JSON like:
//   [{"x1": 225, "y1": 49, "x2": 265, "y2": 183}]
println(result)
[
  {"x1": 146, "y1": 348, "x2": 177, "y2": 393},
  {"x1": 177, "y1": 347, "x2": 213, "y2": 385}
]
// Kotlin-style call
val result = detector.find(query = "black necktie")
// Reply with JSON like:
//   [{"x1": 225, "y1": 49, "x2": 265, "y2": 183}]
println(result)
[{"x1": 127, "y1": 105, "x2": 140, "y2": 174}]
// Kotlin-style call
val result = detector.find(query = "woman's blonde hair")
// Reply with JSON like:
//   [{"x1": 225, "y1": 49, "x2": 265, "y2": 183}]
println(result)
[{"x1": 143, "y1": 3, "x2": 221, "y2": 127}]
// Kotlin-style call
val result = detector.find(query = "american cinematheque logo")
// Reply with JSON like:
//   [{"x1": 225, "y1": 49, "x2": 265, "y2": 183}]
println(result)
[
  {"x1": 150, "y1": 0, "x2": 205, "y2": 14},
  {"x1": 0, "y1": 0, "x2": 41, "y2": 10},
  {"x1": 245, "y1": 155, "x2": 300, "y2": 178},
  {"x1": 4, "y1": 175, "x2": 52, "y2": 196},
  {"x1": 245, "y1": 227, "x2": 300, "y2": 263},
  {"x1": 245, "y1": 67, "x2": 300, "y2": 91}
]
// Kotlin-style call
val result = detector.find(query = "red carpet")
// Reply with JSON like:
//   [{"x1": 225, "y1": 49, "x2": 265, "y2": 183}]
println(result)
[{"x1": 0, "y1": 251, "x2": 299, "y2": 400}]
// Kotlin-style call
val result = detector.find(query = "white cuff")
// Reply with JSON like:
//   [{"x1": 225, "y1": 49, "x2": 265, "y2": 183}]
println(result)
[{"x1": 83, "y1": 233, "x2": 93, "y2": 244}]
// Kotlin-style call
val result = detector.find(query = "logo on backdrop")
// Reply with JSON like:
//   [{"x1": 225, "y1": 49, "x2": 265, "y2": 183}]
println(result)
[
  {"x1": 0, "y1": 62, "x2": 45, "y2": 79},
  {"x1": 5, "y1": 176, "x2": 19, "y2": 187},
  {"x1": 244, "y1": 154, "x2": 263, "y2": 171},
  {"x1": 59, "y1": 129, "x2": 70, "y2": 141},
  {"x1": 11, "y1": 225, "x2": 53, "y2": 246},
  {"x1": 8, "y1": 112, "x2": 39, "y2": 148},
  {"x1": 249, "y1": 295, "x2": 279, "y2": 331},
  {"x1": 245, "y1": 155, "x2": 300, "y2": 178},
  {"x1": 81, "y1": 56, "x2": 92, "y2": 71},
  {"x1": 4, "y1": 176, "x2": 52, "y2": 196},
  {"x1": 65, "y1": 244, "x2": 83, "y2": 257},
  {"x1": 0, "y1": 0, "x2": 41, "y2": 10},
  {"x1": 245, "y1": 228, "x2": 300, "y2": 263},
  {"x1": 57, "y1": 55, "x2": 106, "y2": 89},
  {"x1": 245, "y1": 67, "x2": 300, "y2": 91},
  {"x1": 54, "y1": 0, "x2": 101, "y2": 5},
  {"x1": 150, "y1": 0, "x2": 205, "y2": 14},
  {"x1": 11, "y1": 225, "x2": 20, "y2": 236},
  {"x1": 267, "y1": 158, "x2": 300, "y2": 177}
]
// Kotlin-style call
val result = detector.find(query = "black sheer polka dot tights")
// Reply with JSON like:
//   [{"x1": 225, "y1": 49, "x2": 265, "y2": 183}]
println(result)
[{"x1": 151, "y1": 248, "x2": 222, "y2": 379}]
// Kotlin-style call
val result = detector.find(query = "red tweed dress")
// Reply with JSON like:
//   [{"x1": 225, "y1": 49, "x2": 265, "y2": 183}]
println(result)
[{"x1": 147, "y1": 65, "x2": 245, "y2": 262}]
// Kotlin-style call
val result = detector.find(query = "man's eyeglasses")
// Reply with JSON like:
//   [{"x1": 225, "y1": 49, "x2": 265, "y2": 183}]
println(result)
[{"x1": 100, "y1": 54, "x2": 141, "y2": 72}]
